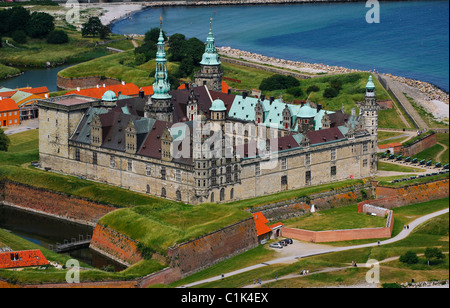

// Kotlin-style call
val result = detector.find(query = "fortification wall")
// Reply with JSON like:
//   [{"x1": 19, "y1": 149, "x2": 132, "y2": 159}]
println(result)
[
  {"x1": 56, "y1": 75, "x2": 122, "y2": 91},
  {"x1": 0, "y1": 181, "x2": 116, "y2": 226},
  {"x1": 167, "y1": 217, "x2": 258, "y2": 279},
  {"x1": 89, "y1": 224, "x2": 143, "y2": 266},
  {"x1": 400, "y1": 133, "x2": 437, "y2": 157},
  {"x1": 372, "y1": 179, "x2": 449, "y2": 208}
]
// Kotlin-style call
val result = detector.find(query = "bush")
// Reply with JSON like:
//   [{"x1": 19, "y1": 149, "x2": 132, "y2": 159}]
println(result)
[
  {"x1": 12, "y1": 30, "x2": 27, "y2": 44},
  {"x1": 259, "y1": 74, "x2": 300, "y2": 91},
  {"x1": 0, "y1": 128, "x2": 10, "y2": 152},
  {"x1": 26, "y1": 11, "x2": 54, "y2": 38},
  {"x1": 323, "y1": 87, "x2": 338, "y2": 98},
  {"x1": 399, "y1": 251, "x2": 419, "y2": 265},
  {"x1": 306, "y1": 85, "x2": 320, "y2": 94},
  {"x1": 286, "y1": 87, "x2": 303, "y2": 98},
  {"x1": 46, "y1": 30, "x2": 69, "y2": 44}
]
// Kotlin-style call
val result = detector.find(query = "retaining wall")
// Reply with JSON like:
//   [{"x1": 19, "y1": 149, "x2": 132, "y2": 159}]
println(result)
[
  {"x1": 0, "y1": 181, "x2": 116, "y2": 226},
  {"x1": 56, "y1": 75, "x2": 122, "y2": 91},
  {"x1": 400, "y1": 133, "x2": 437, "y2": 157}
]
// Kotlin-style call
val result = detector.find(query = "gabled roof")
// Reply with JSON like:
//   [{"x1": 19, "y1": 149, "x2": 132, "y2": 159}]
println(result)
[
  {"x1": 65, "y1": 83, "x2": 141, "y2": 100},
  {"x1": 0, "y1": 98, "x2": 19, "y2": 112},
  {"x1": 253, "y1": 212, "x2": 272, "y2": 236},
  {"x1": 0, "y1": 250, "x2": 48, "y2": 269},
  {"x1": 306, "y1": 126, "x2": 345, "y2": 145}
]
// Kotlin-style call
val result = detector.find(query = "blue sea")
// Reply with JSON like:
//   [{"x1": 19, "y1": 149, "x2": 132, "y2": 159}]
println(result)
[{"x1": 111, "y1": 0, "x2": 449, "y2": 92}]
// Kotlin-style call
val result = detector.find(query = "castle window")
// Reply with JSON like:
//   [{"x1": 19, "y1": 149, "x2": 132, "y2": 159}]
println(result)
[
  {"x1": 363, "y1": 143, "x2": 368, "y2": 154},
  {"x1": 230, "y1": 188, "x2": 234, "y2": 199},
  {"x1": 110, "y1": 156, "x2": 115, "y2": 168},
  {"x1": 161, "y1": 187, "x2": 166, "y2": 198},
  {"x1": 146, "y1": 163, "x2": 151, "y2": 176},
  {"x1": 146, "y1": 184, "x2": 150, "y2": 194},
  {"x1": 226, "y1": 166, "x2": 232, "y2": 183},
  {"x1": 305, "y1": 153, "x2": 311, "y2": 166},
  {"x1": 363, "y1": 159, "x2": 368, "y2": 167},
  {"x1": 176, "y1": 169, "x2": 181, "y2": 182},
  {"x1": 331, "y1": 149, "x2": 336, "y2": 161},
  {"x1": 331, "y1": 166, "x2": 337, "y2": 176},
  {"x1": 93, "y1": 152, "x2": 97, "y2": 165},
  {"x1": 176, "y1": 190, "x2": 181, "y2": 201},
  {"x1": 281, "y1": 175, "x2": 288, "y2": 186},
  {"x1": 161, "y1": 167, "x2": 166, "y2": 180},
  {"x1": 281, "y1": 158, "x2": 287, "y2": 170},
  {"x1": 220, "y1": 188, "x2": 225, "y2": 201},
  {"x1": 255, "y1": 163, "x2": 260, "y2": 176},
  {"x1": 305, "y1": 171, "x2": 311, "y2": 185},
  {"x1": 127, "y1": 159, "x2": 133, "y2": 172},
  {"x1": 75, "y1": 149, "x2": 80, "y2": 161}
]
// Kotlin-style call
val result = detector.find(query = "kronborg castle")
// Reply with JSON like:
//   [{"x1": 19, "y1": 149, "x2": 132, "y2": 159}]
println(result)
[{"x1": 37, "y1": 25, "x2": 379, "y2": 204}]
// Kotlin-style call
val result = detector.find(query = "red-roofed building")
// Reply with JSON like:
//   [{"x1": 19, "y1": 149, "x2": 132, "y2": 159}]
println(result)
[
  {"x1": 252, "y1": 212, "x2": 283, "y2": 243},
  {"x1": 0, "y1": 250, "x2": 49, "y2": 269},
  {"x1": 378, "y1": 142, "x2": 402, "y2": 154},
  {"x1": 0, "y1": 98, "x2": 20, "y2": 127},
  {"x1": 65, "y1": 83, "x2": 141, "y2": 100}
]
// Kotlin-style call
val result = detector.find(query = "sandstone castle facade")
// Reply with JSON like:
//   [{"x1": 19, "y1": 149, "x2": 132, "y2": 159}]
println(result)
[{"x1": 37, "y1": 24, "x2": 379, "y2": 204}]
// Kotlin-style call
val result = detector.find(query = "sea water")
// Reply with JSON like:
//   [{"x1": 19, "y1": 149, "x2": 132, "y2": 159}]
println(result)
[{"x1": 111, "y1": 1, "x2": 449, "y2": 92}]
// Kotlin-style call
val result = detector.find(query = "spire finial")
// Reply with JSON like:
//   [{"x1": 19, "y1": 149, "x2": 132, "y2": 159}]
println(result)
[
  {"x1": 209, "y1": 17, "x2": 213, "y2": 32},
  {"x1": 160, "y1": 14, "x2": 163, "y2": 29}
]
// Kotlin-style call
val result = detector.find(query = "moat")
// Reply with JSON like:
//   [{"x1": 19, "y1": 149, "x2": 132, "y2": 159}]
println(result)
[{"x1": 0, "y1": 204, "x2": 126, "y2": 272}]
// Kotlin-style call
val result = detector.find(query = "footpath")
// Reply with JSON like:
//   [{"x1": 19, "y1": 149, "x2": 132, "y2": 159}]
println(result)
[{"x1": 179, "y1": 208, "x2": 449, "y2": 288}]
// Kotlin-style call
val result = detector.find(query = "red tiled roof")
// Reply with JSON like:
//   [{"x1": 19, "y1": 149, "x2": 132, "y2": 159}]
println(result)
[
  {"x1": 253, "y1": 212, "x2": 272, "y2": 236},
  {"x1": 0, "y1": 250, "x2": 49, "y2": 269},
  {"x1": 140, "y1": 86, "x2": 154, "y2": 96},
  {"x1": 65, "y1": 83, "x2": 141, "y2": 99},
  {"x1": 0, "y1": 91, "x2": 17, "y2": 99},
  {"x1": 18, "y1": 87, "x2": 49, "y2": 95},
  {"x1": 0, "y1": 98, "x2": 19, "y2": 112}
]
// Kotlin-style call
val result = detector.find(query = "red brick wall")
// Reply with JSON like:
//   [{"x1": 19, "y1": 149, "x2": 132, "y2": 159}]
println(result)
[
  {"x1": 90, "y1": 224, "x2": 143, "y2": 266},
  {"x1": 1, "y1": 181, "x2": 116, "y2": 226},
  {"x1": 57, "y1": 75, "x2": 122, "y2": 90},
  {"x1": 167, "y1": 217, "x2": 258, "y2": 278},
  {"x1": 0, "y1": 250, "x2": 48, "y2": 269},
  {"x1": 400, "y1": 133, "x2": 437, "y2": 157},
  {"x1": 374, "y1": 179, "x2": 449, "y2": 208}
]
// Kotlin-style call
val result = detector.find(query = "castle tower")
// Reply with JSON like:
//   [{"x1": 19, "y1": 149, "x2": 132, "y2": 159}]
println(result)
[
  {"x1": 360, "y1": 75, "x2": 379, "y2": 138},
  {"x1": 145, "y1": 18, "x2": 173, "y2": 122},
  {"x1": 360, "y1": 75, "x2": 380, "y2": 173},
  {"x1": 194, "y1": 19, "x2": 223, "y2": 92}
]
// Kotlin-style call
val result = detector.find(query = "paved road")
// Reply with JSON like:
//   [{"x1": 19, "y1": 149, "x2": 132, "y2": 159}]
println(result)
[
  {"x1": 3, "y1": 119, "x2": 39, "y2": 135},
  {"x1": 179, "y1": 208, "x2": 449, "y2": 288}
]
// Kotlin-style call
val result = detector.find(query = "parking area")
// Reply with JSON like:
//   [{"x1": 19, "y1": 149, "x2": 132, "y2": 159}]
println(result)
[{"x1": 268, "y1": 238, "x2": 336, "y2": 260}]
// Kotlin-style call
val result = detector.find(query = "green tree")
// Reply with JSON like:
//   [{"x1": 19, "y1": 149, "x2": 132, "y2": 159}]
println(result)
[
  {"x1": 399, "y1": 251, "x2": 419, "y2": 265},
  {"x1": 4, "y1": 6, "x2": 30, "y2": 35},
  {"x1": 323, "y1": 87, "x2": 338, "y2": 98},
  {"x1": 46, "y1": 30, "x2": 69, "y2": 44},
  {"x1": 177, "y1": 56, "x2": 194, "y2": 78},
  {"x1": 81, "y1": 17, "x2": 109, "y2": 39},
  {"x1": 168, "y1": 33, "x2": 186, "y2": 62},
  {"x1": 424, "y1": 248, "x2": 445, "y2": 264},
  {"x1": 12, "y1": 30, "x2": 27, "y2": 44},
  {"x1": 0, "y1": 128, "x2": 10, "y2": 152},
  {"x1": 259, "y1": 74, "x2": 300, "y2": 91},
  {"x1": 145, "y1": 27, "x2": 166, "y2": 44},
  {"x1": 306, "y1": 85, "x2": 320, "y2": 94},
  {"x1": 26, "y1": 11, "x2": 54, "y2": 38},
  {"x1": 286, "y1": 87, "x2": 303, "y2": 98}
]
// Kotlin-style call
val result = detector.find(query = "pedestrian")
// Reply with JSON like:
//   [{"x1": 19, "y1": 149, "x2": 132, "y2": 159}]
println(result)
[{"x1": 407, "y1": 225, "x2": 409, "y2": 229}]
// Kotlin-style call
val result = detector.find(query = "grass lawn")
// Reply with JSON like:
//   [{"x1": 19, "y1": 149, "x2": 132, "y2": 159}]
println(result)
[
  {"x1": 377, "y1": 161, "x2": 426, "y2": 173},
  {"x1": 412, "y1": 144, "x2": 446, "y2": 164},
  {"x1": 282, "y1": 204, "x2": 386, "y2": 231},
  {"x1": 186, "y1": 198, "x2": 448, "y2": 288},
  {"x1": 0, "y1": 63, "x2": 21, "y2": 79}
]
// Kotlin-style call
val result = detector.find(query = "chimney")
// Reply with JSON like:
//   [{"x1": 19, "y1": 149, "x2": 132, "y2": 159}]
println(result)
[
  {"x1": 269, "y1": 96, "x2": 274, "y2": 105},
  {"x1": 243, "y1": 91, "x2": 248, "y2": 99},
  {"x1": 260, "y1": 94, "x2": 265, "y2": 101},
  {"x1": 185, "y1": 83, "x2": 189, "y2": 91},
  {"x1": 139, "y1": 90, "x2": 144, "y2": 98},
  {"x1": 103, "y1": 84, "x2": 106, "y2": 88},
  {"x1": 96, "y1": 85, "x2": 99, "y2": 88},
  {"x1": 77, "y1": 87, "x2": 80, "y2": 92},
  {"x1": 317, "y1": 104, "x2": 322, "y2": 112},
  {"x1": 227, "y1": 89, "x2": 231, "y2": 95},
  {"x1": 122, "y1": 81, "x2": 125, "y2": 86}
]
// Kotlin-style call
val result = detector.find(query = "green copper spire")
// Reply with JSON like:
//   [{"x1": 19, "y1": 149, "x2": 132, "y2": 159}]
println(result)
[
  {"x1": 200, "y1": 18, "x2": 221, "y2": 66},
  {"x1": 366, "y1": 75, "x2": 375, "y2": 90},
  {"x1": 152, "y1": 16, "x2": 171, "y2": 100}
]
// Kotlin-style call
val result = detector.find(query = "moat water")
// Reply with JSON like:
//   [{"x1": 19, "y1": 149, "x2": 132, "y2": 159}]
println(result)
[{"x1": 0, "y1": 204, "x2": 126, "y2": 272}]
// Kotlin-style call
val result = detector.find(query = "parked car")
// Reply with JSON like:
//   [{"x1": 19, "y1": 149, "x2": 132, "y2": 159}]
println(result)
[
  {"x1": 284, "y1": 238, "x2": 293, "y2": 245},
  {"x1": 269, "y1": 242, "x2": 283, "y2": 249}
]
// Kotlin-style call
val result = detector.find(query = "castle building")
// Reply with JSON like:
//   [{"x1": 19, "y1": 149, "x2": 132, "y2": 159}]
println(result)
[
  {"x1": 194, "y1": 20, "x2": 223, "y2": 92},
  {"x1": 37, "y1": 24, "x2": 378, "y2": 205}
]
